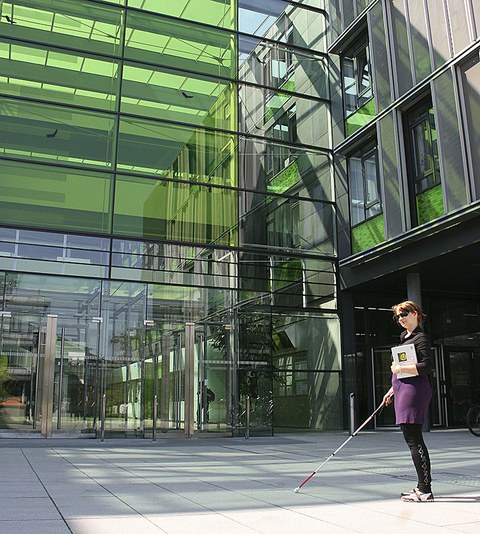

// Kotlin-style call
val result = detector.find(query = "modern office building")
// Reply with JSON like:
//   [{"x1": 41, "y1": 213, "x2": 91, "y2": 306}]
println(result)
[
  {"x1": 0, "y1": 0, "x2": 478, "y2": 440},
  {"x1": 330, "y1": 0, "x2": 480, "y2": 429},
  {"x1": 0, "y1": 0, "x2": 340, "y2": 438}
]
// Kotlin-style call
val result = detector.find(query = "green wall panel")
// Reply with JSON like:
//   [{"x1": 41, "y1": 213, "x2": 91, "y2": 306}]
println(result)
[
  {"x1": 416, "y1": 184, "x2": 444, "y2": 225},
  {"x1": 351, "y1": 213, "x2": 385, "y2": 254},
  {"x1": 345, "y1": 97, "x2": 376, "y2": 137}
]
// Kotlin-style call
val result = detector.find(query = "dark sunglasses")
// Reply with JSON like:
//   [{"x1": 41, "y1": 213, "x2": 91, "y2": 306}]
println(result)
[{"x1": 395, "y1": 310, "x2": 410, "y2": 320}]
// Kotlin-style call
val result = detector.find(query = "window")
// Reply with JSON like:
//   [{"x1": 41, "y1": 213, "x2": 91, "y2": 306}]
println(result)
[
  {"x1": 273, "y1": 353, "x2": 308, "y2": 397},
  {"x1": 405, "y1": 99, "x2": 443, "y2": 226},
  {"x1": 342, "y1": 39, "x2": 372, "y2": 118},
  {"x1": 459, "y1": 53, "x2": 480, "y2": 199},
  {"x1": 262, "y1": 16, "x2": 295, "y2": 92},
  {"x1": 348, "y1": 144, "x2": 381, "y2": 226},
  {"x1": 341, "y1": 37, "x2": 375, "y2": 136},
  {"x1": 408, "y1": 104, "x2": 440, "y2": 195},
  {"x1": 265, "y1": 106, "x2": 297, "y2": 179},
  {"x1": 266, "y1": 199, "x2": 300, "y2": 250}
]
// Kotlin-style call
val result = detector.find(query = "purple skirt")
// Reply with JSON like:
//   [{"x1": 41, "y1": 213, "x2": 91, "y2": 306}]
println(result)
[{"x1": 392, "y1": 374, "x2": 432, "y2": 425}]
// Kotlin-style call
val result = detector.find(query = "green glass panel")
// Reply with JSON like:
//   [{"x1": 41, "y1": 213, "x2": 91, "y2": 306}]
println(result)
[
  {"x1": 117, "y1": 117, "x2": 236, "y2": 186},
  {"x1": 124, "y1": 10, "x2": 235, "y2": 80},
  {"x1": 267, "y1": 160, "x2": 301, "y2": 194},
  {"x1": 272, "y1": 258, "x2": 303, "y2": 291},
  {"x1": 416, "y1": 184, "x2": 444, "y2": 225},
  {"x1": 351, "y1": 214, "x2": 385, "y2": 254},
  {"x1": 0, "y1": 97, "x2": 116, "y2": 168},
  {"x1": 264, "y1": 92, "x2": 292, "y2": 124},
  {"x1": 0, "y1": 0, "x2": 123, "y2": 57},
  {"x1": 0, "y1": 160, "x2": 112, "y2": 233},
  {"x1": 113, "y1": 176, "x2": 238, "y2": 246},
  {"x1": 0, "y1": 40, "x2": 119, "y2": 111},
  {"x1": 127, "y1": 0, "x2": 236, "y2": 30},
  {"x1": 121, "y1": 63, "x2": 235, "y2": 130},
  {"x1": 345, "y1": 97, "x2": 376, "y2": 136},
  {"x1": 240, "y1": 138, "x2": 331, "y2": 201}
]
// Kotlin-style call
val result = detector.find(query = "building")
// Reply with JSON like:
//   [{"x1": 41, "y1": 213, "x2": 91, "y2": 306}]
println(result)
[
  {"x1": 0, "y1": 0, "x2": 341, "y2": 438},
  {"x1": 1, "y1": 0, "x2": 478, "y2": 440},
  {"x1": 330, "y1": 0, "x2": 480, "y2": 429}
]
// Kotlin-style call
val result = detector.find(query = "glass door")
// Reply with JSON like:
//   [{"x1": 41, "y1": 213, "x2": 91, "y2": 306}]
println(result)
[
  {"x1": 53, "y1": 318, "x2": 101, "y2": 435},
  {"x1": 0, "y1": 311, "x2": 41, "y2": 432},
  {"x1": 444, "y1": 348, "x2": 476, "y2": 426},
  {"x1": 146, "y1": 320, "x2": 234, "y2": 437},
  {"x1": 103, "y1": 323, "x2": 145, "y2": 437},
  {"x1": 195, "y1": 321, "x2": 233, "y2": 434},
  {"x1": 155, "y1": 324, "x2": 191, "y2": 436},
  {"x1": 372, "y1": 348, "x2": 395, "y2": 426}
]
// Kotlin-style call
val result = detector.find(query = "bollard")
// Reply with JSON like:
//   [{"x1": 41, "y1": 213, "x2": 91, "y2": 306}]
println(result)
[
  {"x1": 349, "y1": 392, "x2": 355, "y2": 436},
  {"x1": 100, "y1": 393, "x2": 106, "y2": 442},
  {"x1": 152, "y1": 394, "x2": 157, "y2": 441}
]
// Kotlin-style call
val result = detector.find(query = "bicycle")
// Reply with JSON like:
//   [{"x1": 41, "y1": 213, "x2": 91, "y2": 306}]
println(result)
[{"x1": 466, "y1": 404, "x2": 480, "y2": 437}]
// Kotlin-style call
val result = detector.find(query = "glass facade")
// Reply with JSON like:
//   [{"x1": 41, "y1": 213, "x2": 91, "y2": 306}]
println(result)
[{"x1": 0, "y1": 1, "x2": 340, "y2": 437}]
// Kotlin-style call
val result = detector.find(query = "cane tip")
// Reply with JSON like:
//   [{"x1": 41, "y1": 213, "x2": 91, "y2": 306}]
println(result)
[{"x1": 293, "y1": 487, "x2": 299, "y2": 493}]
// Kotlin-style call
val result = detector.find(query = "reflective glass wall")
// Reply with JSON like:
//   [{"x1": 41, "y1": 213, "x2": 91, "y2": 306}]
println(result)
[{"x1": 0, "y1": 0, "x2": 340, "y2": 437}]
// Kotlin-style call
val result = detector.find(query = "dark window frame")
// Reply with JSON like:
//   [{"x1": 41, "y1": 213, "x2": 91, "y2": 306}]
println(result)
[
  {"x1": 404, "y1": 97, "x2": 441, "y2": 225},
  {"x1": 265, "y1": 105, "x2": 298, "y2": 180},
  {"x1": 347, "y1": 141, "x2": 381, "y2": 227},
  {"x1": 341, "y1": 36, "x2": 373, "y2": 119}
]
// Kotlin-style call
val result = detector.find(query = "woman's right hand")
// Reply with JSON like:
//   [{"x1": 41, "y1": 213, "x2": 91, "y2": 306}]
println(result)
[{"x1": 383, "y1": 387, "x2": 394, "y2": 406}]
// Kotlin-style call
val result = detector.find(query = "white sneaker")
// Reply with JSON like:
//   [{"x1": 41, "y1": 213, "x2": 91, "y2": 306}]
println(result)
[
  {"x1": 401, "y1": 488, "x2": 434, "y2": 502},
  {"x1": 400, "y1": 487, "x2": 417, "y2": 497}
]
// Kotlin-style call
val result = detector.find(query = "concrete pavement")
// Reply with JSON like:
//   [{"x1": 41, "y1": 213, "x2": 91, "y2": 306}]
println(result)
[{"x1": 0, "y1": 429, "x2": 478, "y2": 534}]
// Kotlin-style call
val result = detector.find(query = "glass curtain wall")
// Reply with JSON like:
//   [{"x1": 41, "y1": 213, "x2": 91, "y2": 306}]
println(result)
[{"x1": 0, "y1": 0, "x2": 340, "y2": 437}]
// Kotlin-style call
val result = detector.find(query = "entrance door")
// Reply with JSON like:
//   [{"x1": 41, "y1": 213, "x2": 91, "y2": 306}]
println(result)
[
  {"x1": 145, "y1": 321, "x2": 232, "y2": 438},
  {"x1": 0, "y1": 312, "x2": 102, "y2": 436},
  {"x1": 101, "y1": 322, "x2": 197, "y2": 438},
  {"x1": 53, "y1": 319, "x2": 101, "y2": 435},
  {"x1": 372, "y1": 348, "x2": 395, "y2": 426},
  {"x1": 0, "y1": 311, "x2": 41, "y2": 432},
  {"x1": 443, "y1": 348, "x2": 479, "y2": 426},
  {"x1": 152, "y1": 321, "x2": 232, "y2": 437}
]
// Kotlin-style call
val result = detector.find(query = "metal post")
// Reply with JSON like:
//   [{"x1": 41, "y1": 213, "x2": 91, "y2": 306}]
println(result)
[
  {"x1": 100, "y1": 393, "x2": 106, "y2": 442},
  {"x1": 245, "y1": 395, "x2": 250, "y2": 439},
  {"x1": 184, "y1": 322, "x2": 195, "y2": 438},
  {"x1": 57, "y1": 327, "x2": 65, "y2": 429},
  {"x1": 40, "y1": 315, "x2": 57, "y2": 438},
  {"x1": 33, "y1": 326, "x2": 42, "y2": 430},
  {"x1": 152, "y1": 394, "x2": 157, "y2": 442},
  {"x1": 224, "y1": 324, "x2": 234, "y2": 430},
  {"x1": 160, "y1": 335, "x2": 170, "y2": 431},
  {"x1": 349, "y1": 392, "x2": 355, "y2": 436}
]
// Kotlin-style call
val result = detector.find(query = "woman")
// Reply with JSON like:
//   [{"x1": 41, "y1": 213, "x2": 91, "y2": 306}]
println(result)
[{"x1": 383, "y1": 300, "x2": 434, "y2": 502}]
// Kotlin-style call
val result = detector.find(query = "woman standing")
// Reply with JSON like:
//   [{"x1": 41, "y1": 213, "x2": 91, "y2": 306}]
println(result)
[{"x1": 383, "y1": 300, "x2": 434, "y2": 502}]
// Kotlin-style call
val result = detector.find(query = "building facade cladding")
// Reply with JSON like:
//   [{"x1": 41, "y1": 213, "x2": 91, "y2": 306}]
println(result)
[
  {"x1": 0, "y1": 0, "x2": 342, "y2": 438},
  {"x1": 329, "y1": 0, "x2": 480, "y2": 429}
]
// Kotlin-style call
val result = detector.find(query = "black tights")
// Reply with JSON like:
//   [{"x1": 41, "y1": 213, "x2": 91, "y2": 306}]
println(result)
[{"x1": 400, "y1": 424, "x2": 432, "y2": 493}]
